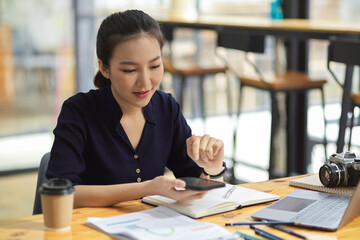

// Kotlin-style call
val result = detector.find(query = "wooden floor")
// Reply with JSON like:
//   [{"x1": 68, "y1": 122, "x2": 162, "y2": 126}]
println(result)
[{"x1": 0, "y1": 171, "x2": 37, "y2": 220}]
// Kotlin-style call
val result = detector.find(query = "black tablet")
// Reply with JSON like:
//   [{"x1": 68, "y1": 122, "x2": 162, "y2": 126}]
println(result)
[{"x1": 180, "y1": 177, "x2": 225, "y2": 191}]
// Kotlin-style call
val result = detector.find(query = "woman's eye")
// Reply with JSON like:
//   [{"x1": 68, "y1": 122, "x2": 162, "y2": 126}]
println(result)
[
  {"x1": 122, "y1": 69, "x2": 135, "y2": 73},
  {"x1": 150, "y1": 65, "x2": 160, "y2": 69}
]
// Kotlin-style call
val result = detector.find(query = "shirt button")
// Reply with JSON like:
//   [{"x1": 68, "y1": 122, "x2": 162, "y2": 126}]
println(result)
[
  {"x1": 137, "y1": 177, "x2": 141, "y2": 182},
  {"x1": 136, "y1": 168, "x2": 140, "y2": 174},
  {"x1": 134, "y1": 154, "x2": 139, "y2": 159}
]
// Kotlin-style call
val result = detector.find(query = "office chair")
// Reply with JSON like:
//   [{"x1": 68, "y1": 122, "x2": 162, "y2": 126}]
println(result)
[
  {"x1": 161, "y1": 25, "x2": 230, "y2": 120},
  {"x1": 327, "y1": 37, "x2": 360, "y2": 150},
  {"x1": 217, "y1": 29, "x2": 327, "y2": 181},
  {"x1": 33, "y1": 152, "x2": 50, "y2": 215}
]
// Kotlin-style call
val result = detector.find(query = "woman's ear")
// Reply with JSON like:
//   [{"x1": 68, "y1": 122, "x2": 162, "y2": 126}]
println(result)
[{"x1": 98, "y1": 59, "x2": 110, "y2": 79}]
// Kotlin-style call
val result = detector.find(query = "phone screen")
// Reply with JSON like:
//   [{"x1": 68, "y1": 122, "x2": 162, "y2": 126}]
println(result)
[{"x1": 180, "y1": 177, "x2": 225, "y2": 191}]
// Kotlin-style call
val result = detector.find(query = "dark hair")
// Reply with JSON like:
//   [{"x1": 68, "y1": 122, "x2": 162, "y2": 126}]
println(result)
[{"x1": 94, "y1": 10, "x2": 165, "y2": 88}]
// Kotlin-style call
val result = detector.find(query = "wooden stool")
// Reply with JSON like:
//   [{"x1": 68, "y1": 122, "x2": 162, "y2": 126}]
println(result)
[{"x1": 161, "y1": 26, "x2": 229, "y2": 120}]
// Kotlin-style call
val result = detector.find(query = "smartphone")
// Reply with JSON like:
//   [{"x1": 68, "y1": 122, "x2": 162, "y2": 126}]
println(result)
[{"x1": 179, "y1": 177, "x2": 225, "y2": 191}]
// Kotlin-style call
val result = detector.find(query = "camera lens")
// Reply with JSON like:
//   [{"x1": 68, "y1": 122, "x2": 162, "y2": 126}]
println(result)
[{"x1": 319, "y1": 163, "x2": 346, "y2": 187}]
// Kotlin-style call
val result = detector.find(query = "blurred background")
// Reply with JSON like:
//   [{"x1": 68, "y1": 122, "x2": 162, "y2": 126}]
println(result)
[{"x1": 0, "y1": 0, "x2": 359, "y2": 220}]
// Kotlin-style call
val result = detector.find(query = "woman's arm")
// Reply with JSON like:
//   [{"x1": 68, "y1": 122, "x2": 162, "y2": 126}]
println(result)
[{"x1": 73, "y1": 176, "x2": 208, "y2": 208}]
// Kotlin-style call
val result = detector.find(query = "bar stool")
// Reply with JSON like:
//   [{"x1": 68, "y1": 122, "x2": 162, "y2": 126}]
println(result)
[
  {"x1": 217, "y1": 29, "x2": 327, "y2": 181},
  {"x1": 161, "y1": 26, "x2": 229, "y2": 120},
  {"x1": 327, "y1": 37, "x2": 360, "y2": 150}
]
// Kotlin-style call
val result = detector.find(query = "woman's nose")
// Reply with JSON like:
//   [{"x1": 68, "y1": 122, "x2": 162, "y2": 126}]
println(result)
[{"x1": 136, "y1": 70, "x2": 151, "y2": 87}]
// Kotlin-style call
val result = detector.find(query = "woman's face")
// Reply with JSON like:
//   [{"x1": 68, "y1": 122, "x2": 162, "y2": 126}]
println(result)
[{"x1": 101, "y1": 35, "x2": 164, "y2": 112}]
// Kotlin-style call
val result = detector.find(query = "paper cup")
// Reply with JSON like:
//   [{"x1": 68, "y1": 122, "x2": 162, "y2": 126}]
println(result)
[{"x1": 40, "y1": 178, "x2": 74, "y2": 231}]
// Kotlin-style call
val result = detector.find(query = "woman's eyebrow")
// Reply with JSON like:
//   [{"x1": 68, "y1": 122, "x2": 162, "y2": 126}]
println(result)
[
  {"x1": 149, "y1": 56, "x2": 161, "y2": 63},
  {"x1": 119, "y1": 56, "x2": 161, "y2": 65}
]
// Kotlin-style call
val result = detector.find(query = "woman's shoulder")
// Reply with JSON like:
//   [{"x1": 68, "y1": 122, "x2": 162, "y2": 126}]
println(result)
[
  {"x1": 59, "y1": 89, "x2": 106, "y2": 117},
  {"x1": 152, "y1": 90, "x2": 178, "y2": 106},
  {"x1": 148, "y1": 90, "x2": 182, "y2": 120},
  {"x1": 63, "y1": 88, "x2": 101, "y2": 106}
]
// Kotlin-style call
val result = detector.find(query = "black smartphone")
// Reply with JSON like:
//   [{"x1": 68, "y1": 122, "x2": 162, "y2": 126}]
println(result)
[{"x1": 179, "y1": 177, "x2": 225, "y2": 191}]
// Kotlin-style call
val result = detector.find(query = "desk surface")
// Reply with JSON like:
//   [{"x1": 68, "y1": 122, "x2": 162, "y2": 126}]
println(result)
[
  {"x1": 0, "y1": 175, "x2": 359, "y2": 239},
  {"x1": 156, "y1": 15, "x2": 360, "y2": 36}
]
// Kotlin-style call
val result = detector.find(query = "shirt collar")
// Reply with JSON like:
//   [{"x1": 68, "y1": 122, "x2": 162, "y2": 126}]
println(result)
[
  {"x1": 99, "y1": 84, "x2": 156, "y2": 127},
  {"x1": 144, "y1": 98, "x2": 156, "y2": 125}
]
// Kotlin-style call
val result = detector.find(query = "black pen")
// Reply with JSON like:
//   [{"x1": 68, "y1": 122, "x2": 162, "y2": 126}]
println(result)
[
  {"x1": 250, "y1": 225, "x2": 284, "y2": 240},
  {"x1": 225, "y1": 221, "x2": 296, "y2": 226},
  {"x1": 269, "y1": 225, "x2": 307, "y2": 239}
]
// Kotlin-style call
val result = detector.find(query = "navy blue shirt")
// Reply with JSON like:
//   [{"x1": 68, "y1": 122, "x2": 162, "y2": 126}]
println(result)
[{"x1": 46, "y1": 84, "x2": 202, "y2": 185}]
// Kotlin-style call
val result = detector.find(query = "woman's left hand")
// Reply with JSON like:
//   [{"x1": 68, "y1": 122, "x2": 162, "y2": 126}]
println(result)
[{"x1": 186, "y1": 134, "x2": 224, "y2": 176}]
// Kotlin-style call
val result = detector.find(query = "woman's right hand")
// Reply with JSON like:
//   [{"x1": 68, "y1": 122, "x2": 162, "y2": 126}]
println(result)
[{"x1": 146, "y1": 176, "x2": 208, "y2": 202}]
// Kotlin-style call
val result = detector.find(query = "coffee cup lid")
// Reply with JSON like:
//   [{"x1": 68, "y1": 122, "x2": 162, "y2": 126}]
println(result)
[{"x1": 39, "y1": 178, "x2": 75, "y2": 195}]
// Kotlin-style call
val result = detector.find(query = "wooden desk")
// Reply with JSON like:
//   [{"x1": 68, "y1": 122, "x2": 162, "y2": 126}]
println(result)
[
  {"x1": 156, "y1": 15, "x2": 360, "y2": 38},
  {"x1": 157, "y1": 15, "x2": 360, "y2": 177},
  {"x1": 0, "y1": 175, "x2": 359, "y2": 239}
]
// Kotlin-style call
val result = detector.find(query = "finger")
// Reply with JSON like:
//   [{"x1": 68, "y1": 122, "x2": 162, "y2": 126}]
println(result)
[
  {"x1": 212, "y1": 139, "x2": 224, "y2": 156},
  {"x1": 203, "y1": 175, "x2": 210, "y2": 180},
  {"x1": 186, "y1": 191, "x2": 207, "y2": 201},
  {"x1": 172, "y1": 179, "x2": 186, "y2": 189},
  {"x1": 186, "y1": 136, "x2": 195, "y2": 158},
  {"x1": 191, "y1": 136, "x2": 201, "y2": 160},
  {"x1": 186, "y1": 135, "x2": 196, "y2": 148},
  {"x1": 205, "y1": 138, "x2": 217, "y2": 160},
  {"x1": 199, "y1": 134, "x2": 210, "y2": 151},
  {"x1": 177, "y1": 191, "x2": 208, "y2": 202},
  {"x1": 199, "y1": 135, "x2": 211, "y2": 162},
  {"x1": 199, "y1": 150, "x2": 209, "y2": 163}
]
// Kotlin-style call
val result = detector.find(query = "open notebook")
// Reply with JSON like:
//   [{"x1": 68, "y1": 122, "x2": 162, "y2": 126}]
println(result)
[{"x1": 142, "y1": 183, "x2": 279, "y2": 218}]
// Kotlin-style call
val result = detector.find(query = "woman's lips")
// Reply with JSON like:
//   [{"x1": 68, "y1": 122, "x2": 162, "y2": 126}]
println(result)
[{"x1": 133, "y1": 90, "x2": 150, "y2": 98}]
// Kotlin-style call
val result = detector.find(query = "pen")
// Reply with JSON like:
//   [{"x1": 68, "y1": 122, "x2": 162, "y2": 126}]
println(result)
[
  {"x1": 235, "y1": 231, "x2": 265, "y2": 240},
  {"x1": 225, "y1": 221, "x2": 296, "y2": 226},
  {"x1": 250, "y1": 225, "x2": 284, "y2": 240},
  {"x1": 269, "y1": 225, "x2": 307, "y2": 239},
  {"x1": 224, "y1": 185, "x2": 237, "y2": 199}
]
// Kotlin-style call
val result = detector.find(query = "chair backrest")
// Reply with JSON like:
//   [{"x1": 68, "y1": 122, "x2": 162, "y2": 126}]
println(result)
[
  {"x1": 33, "y1": 152, "x2": 50, "y2": 215},
  {"x1": 328, "y1": 37, "x2": 360, "y2": 66},
  {"x1": 327, "y1": 37, "x2": 360, "y2": 91},
  {"x1": 217, "y1": 29, "x2": 265, "y2": 53},
  {"x1": 217, "y1": 29, "x2": 266, "y2": 82}
]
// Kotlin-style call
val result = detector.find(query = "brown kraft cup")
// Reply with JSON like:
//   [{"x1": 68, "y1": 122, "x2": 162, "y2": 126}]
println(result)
[{"x1": 40, "y1": 178, "x2": 75, "y2": 231}]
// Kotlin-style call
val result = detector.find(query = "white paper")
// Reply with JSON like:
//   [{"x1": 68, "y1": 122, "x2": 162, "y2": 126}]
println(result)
[
  {"x1": 86, "y1": 206, "x2": 232, "y2": 240},
  {"x1": 209, "y1": 184, "x2": 279, "y2": 206}
]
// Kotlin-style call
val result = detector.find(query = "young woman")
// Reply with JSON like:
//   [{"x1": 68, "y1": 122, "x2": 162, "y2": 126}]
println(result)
[{"x1": 46, "y1": 9, "x2": 226, "y2": 208}]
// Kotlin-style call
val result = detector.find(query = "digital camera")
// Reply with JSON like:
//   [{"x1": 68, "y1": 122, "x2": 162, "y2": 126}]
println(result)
[{"x1": 319, "y1": 151, "x2": 360, "y2": 187}]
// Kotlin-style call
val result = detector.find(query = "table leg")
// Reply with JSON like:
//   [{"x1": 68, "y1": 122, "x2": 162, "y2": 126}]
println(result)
[
  {"x1": 286, "y1": 91, "x2": 308, "y2": 176},
  {"x1": 337, "y1": 65, "x2": 355, "y2": 153}
]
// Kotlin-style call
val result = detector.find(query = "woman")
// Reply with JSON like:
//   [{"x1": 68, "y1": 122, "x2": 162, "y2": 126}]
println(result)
[{"x1": 46, "y1": 9, "x2": 226, "y2": 208}]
